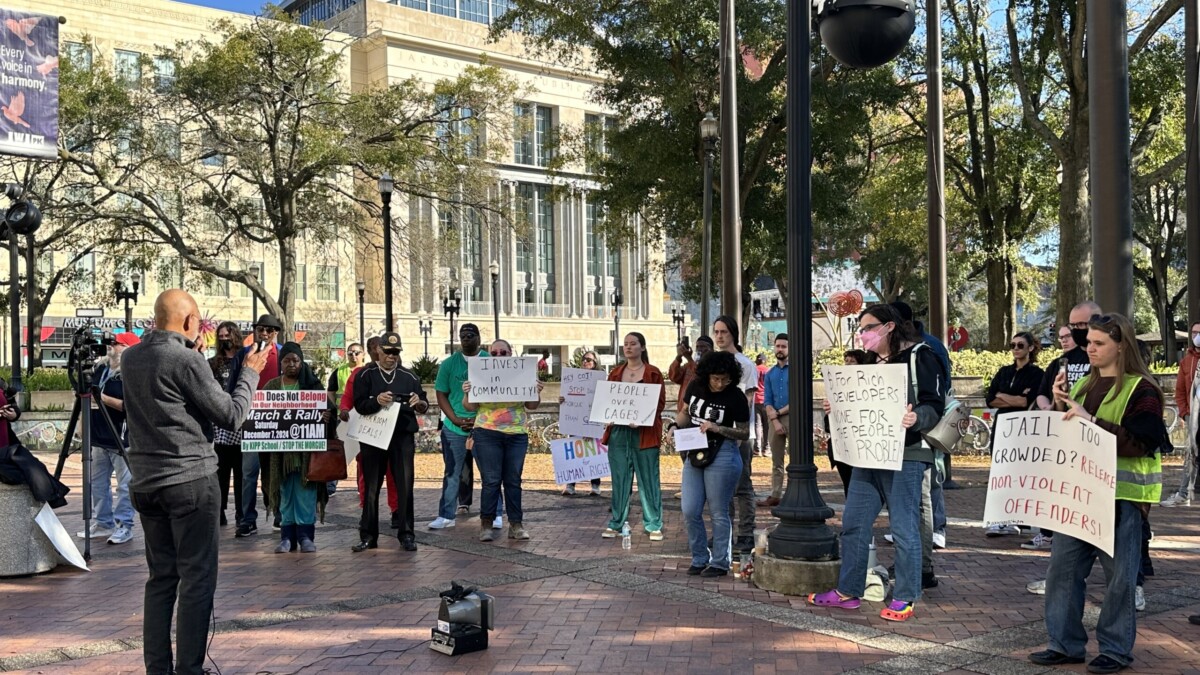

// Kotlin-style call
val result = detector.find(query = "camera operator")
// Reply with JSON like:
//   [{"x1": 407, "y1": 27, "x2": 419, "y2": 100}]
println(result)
[
  {"x1": 75, "y1": 332, "x2": 140, "y2": 545},
  {"x1": 122, "y1": 290, "x2": 267, "y2": 675}
]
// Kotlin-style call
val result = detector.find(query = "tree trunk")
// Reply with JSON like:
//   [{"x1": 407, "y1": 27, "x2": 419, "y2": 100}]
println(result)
[
  {"x1": 986, "y1": 257, "x2": 1009, "y2": 350},
  {"x1": 1056, "y1": 157, "x2": 1092, "y2": 321},
  {"x1": 273, "y1": 235, "x2": 299, "y2": 342}
]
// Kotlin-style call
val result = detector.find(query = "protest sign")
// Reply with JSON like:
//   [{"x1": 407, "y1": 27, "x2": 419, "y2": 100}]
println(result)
[
  {"x1": 0, "y1": 9, "x2": 59, "y2": 159},
  {"x1": 467, "y1": 356, "x2": 540, "y2": 403},
  {"x1": 983, "y1": 411, "x2": 1116, "y2": 556},
  {"x1": 550, "y1": 437, "x2": 611, "y2": 485},
  {"x1": 589, "y1": 381, "x2": 662, "y2": 427},
  {"x1": 673, "y1": 426, "x2": 707, "y2": 451},
  {"x1": 347, "y1": 406, "x2": 400, "y2": 447},
  {"x1": 821, "y1": 364, "x2": 908, "y2": 471},
  {"x1": 558, "y1": 367, "x2": 608, "y2": 438},
  {"x1": 241, "y1": 390, "x2": 327, "y2": 452}
]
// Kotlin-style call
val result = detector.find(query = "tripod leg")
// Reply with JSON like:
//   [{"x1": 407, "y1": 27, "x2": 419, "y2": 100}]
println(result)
[
  {"x1": 53, "y1": 396, "x2": 82, "y2": 481},
  {"x1": 81, "y1": 394, "x2": 94, "y2": 562}
]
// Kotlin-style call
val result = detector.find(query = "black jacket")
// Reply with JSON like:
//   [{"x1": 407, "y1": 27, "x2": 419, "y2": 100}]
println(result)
[{"x1": 353, "y1": 364, "x2": 428, "y2": 438}]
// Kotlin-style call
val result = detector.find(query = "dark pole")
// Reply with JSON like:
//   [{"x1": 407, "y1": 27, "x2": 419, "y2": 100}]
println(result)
[
  {"x1": 491, "y1": 260, "x2": 501, "y2": 338},
  {"x1": 767, "y1": 0, "x2": 837, "y2": 561},
  {"x1": 719, "y1": 0, "x2": 742, "y2": 322},
  {"x1": 612, "y1": 290, "x2": 622, "y2": 357},
  {"x1": 250, "y1": 263, "x2": 259, "y2": 325},
  {"x1": 1187, "y1": 0, "x2": 1200, "y2": 325},
  {"x1": 381, "y1": 193, "x2": 394, "y2": 333},
  {"x1": 24, "y1": 236, "x2": 34, "y2": 375},
  {"x1": 701, "y1": 115, "x2": 717, "y2": 334},
  {"x1": 8, "y1": 237, "x2": 21, "y2": 393},
  {"x1": 420, "y1": 319, "x2": 431, "y2": 358},
  {"x1": 1087, "y1": 0, "x2": 1134, "y2": 317},
  {"x1": 443, "y1": 290, "x2": 460, "y2": 353},
  {"x1": 926, "y1": 0, "x2": 947, "y2": 341},
  {"x1": 356, "y1": 281, "x2": 365, "y2": 344}
]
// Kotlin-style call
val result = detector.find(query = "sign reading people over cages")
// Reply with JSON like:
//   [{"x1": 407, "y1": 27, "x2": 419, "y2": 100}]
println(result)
[
  {"x1": 241, "y1": 390, "x2": 328, "y2": 452},
  {"x1": 0, "y1": 8, "x2": 59, "y2": 159},
  {"x1": 983, "y1": 411, "x2": 1117, "y2": 556}
]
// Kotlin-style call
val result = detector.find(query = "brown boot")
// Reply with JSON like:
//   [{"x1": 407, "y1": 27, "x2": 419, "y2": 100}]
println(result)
[
  {"x1": 509, "y1": 522, "x2": 530, "y2": 540},
  {"x1": 479, "y1": 518, "x2": 495, "y2": 542}
]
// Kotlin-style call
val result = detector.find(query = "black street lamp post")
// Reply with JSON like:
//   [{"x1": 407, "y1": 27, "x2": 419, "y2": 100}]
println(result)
[
  {"x1": 249, "y1": 263, "x2": 260, "y2": 324},
  {"x1": 699, "y1": 113, "x2": 718, "y2": 334},
  {"x1": 489, "y1": 259, "x2": 500, "y2": 338},
  {"x1": 356, "y1": 279, "x2": 366, "y2": 344},
  {"x1": 443, "y1": 288, "x2": 461, "y2": 353},
  {"x1": 610, "y1": 289, "x2": 623, "y2": 357},
  {"x1": 114, "y1": 272, "x2": 141, "y2": 333},
  {"x1": 378, "y1": 172, "x2": 395, "y2": 332},
  {"x1": 419, "y1": 317, "x2": 432, "y2": 358},
  {"x1": 671, "y1": 302, "x2": 686, "y2": 343}
]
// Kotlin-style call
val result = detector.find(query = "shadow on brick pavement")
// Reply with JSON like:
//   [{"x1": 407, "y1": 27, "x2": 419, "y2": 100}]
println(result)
[{"x1": 1, "y1": 451, "x2": 1198, "y2": 674}]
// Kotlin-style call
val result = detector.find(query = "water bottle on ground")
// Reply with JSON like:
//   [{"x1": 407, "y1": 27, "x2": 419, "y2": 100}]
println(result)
[{"x1": 621, "y1": 522, "x2": 631, "y2": 550}]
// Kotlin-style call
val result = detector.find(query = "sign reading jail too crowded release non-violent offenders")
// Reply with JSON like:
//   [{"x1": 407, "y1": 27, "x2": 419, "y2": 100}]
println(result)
[
  {"x1": 467, "y1": 356, "x2": 540, "y2": 403},
  {"x1": 588, "y1": 381, "x2": 663, "y2": 428},
  {"x1": 241, "y1": 390, "x2": 328, "y2": 453},
  {"x1": 983, "y1": 411, "x2": 1116, "y2": 556},
  {"x1": 821, "y1": 364, "x2": 908, "y2": 471}
]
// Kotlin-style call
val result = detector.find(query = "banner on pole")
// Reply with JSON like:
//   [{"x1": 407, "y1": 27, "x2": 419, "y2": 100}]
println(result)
[
  {"x1": 0, "y1": 8, "x2": 59, "y2": 159},
  {"x1": 821, "y1": 364, "x2": 908, "y2": 471},
  {"x1": 241, "y1": 390, "x2": 327, "y2": 452},
  {"x1": 983, "y1": 411, "x2": 1116, "y2": 556}
]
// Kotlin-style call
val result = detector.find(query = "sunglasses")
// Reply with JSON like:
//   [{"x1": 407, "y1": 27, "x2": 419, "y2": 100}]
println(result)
[
  {"x1": 255, "y1": 326, "x2": 278, "y2": 333},
  {"x1": 490, "y1": 350, "x2": 511, "y2": 356},
  {"x1": 582, "y1": 357, "x2": 595, "y2": 363},
  {"x1": 347, "y1": 350, "x2": 363, "y2": 356},
  {"x1": 1089, "y1": 314, "x2": 1122, "y2": 341},
  {"x1": 381, "y1": 348, "x2": 400, "y2": 356},
  {"x1": 1010, "y1": 342, "x2": 1027, "y2": 350}
]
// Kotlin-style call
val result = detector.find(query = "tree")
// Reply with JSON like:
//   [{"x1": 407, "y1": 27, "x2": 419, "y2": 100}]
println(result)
[{"x1": 63, "y1": 11, "x2": 517, "y2": 340}]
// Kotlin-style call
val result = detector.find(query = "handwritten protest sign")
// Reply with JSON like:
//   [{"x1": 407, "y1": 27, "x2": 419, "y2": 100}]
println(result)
[
  {"x1": 589, "y1": 381, "x2": 662, "y2": 427},
  {"x1": 559, "y1": 367, "x2": 609, "y2": 438},
  {"x1": 821, "y1": 364, "x2": 908, "y2": 471},
  {"x1": 347, "y1": 406, "x2": 400, "y2": 447},
  {"x1": 241, "y1": 390, "x2": 327, "y2": 452},
  {"x1": 550, "y1": 437, "x2": 611, "y2": 485},
  {"x1": 468, "y1": 356, "x2": 540, "y2": 403},
  {"x1": 673, "y1": 426, "x2": 707, "y2": 451},
  {"x1": 984, "y1": 411, "x2": 1116, "y2": 556}
]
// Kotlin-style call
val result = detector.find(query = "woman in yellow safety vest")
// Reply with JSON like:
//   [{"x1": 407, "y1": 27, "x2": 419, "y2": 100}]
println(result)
[{"x1": 1030, "y1": 312, "x2": 1168, "y2": 675}]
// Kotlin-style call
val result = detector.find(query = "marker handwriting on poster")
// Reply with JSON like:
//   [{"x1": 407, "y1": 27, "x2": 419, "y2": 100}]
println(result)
[{"x1": 821, "y1": 364, "x2": 908, "y2": 471}]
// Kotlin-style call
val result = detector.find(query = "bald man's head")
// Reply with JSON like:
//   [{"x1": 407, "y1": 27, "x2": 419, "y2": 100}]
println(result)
[{"x1": 154, "y1": 289, "x2": 202, "y2": 341}]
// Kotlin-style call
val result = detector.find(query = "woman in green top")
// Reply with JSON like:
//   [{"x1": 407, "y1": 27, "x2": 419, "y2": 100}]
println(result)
[{"x1": 267, "y1": 342, "x2": 331, "y2": 554}]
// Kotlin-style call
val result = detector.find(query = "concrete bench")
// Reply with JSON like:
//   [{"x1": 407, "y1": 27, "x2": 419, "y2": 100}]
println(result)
[{"x1": 0, "y1": 482, "x2": 59, "y2": 577}]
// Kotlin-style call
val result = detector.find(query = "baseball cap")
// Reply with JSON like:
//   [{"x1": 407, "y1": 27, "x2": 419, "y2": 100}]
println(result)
[
  {"x1": 114, "y1": 332, "x2": 141, "y2": 347},
  {"x1": 459, "y1": 323, "x2": 480, "y2": 337},
  {"x1": 380, "y1": 332, "x2": 402, "y2": 352}
]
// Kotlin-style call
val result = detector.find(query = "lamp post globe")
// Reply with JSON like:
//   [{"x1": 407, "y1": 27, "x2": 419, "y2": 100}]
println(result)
[{"x1": 815, "y1": 0, "x2": 916, "y2": 69}]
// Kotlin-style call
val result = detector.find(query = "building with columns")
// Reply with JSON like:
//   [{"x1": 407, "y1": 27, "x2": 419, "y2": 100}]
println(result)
[{"x1": 2, "y1": 0, "x2": 682, "y2": 370}]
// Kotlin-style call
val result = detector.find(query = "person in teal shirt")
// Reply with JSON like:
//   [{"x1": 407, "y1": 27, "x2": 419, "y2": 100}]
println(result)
[{"x1": 429, "y1": 323, "x2": 482, "y2": 529}]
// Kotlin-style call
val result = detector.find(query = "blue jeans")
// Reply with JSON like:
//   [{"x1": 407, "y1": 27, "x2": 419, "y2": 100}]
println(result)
[
  {"x1": 837, "y1": 460, "x2": 928, "y2": 603},
  {"x1": 91, "y1": 444, "x2": 134, "y2": 529},
  {"x1": 681, "y1": 440, "x2": 743, "y2": 571},
  {"x1": 439, "y1": 428, "x2": 470, "y2": 520},
  {"x1": 1044, "y1": 500, "x2": 1144, "y2": 666},
  {"x1": 473, "y1": 428, "x2": 527, "y2": 524}
]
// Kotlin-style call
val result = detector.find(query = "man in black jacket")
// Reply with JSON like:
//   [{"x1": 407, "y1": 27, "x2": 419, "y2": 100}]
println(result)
[{"x1": 352, "y1": 332, "x2": 429, "y2": 552}]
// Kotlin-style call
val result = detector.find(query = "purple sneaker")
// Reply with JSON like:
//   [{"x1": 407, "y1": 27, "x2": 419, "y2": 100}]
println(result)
[{"x1": 807, "y1": 589, "x2": 861, "y2": 609}]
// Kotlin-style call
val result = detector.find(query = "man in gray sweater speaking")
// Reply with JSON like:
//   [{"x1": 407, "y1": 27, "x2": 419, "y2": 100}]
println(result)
[{"x1": 123, "y1": 289, "x2": 267, "y2": 675}]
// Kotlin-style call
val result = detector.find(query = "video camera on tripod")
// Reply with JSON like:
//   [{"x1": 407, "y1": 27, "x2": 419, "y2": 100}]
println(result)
[{"x1": 66, "y1": 323, "x2": 119, "y2": 395}]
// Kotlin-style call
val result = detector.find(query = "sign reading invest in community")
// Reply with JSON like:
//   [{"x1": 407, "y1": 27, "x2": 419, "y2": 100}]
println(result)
[
  {"x1": 550, "y1": 437, "x2": 611, "y2": 485},
  {"x1": 241, "y1": 390, "x2": 327, "y2": 452},
  {"x1": 589, "y1": 381, "x2": 662, "y2": 427},
  {"x1": 467, "y1": 356, "x2": 540, "y2": 403},
  {"x1": 0, "y1": 8, "x2": 59, "y2": 159},
  {"x1": 558, "y1": 367, "x2": 608, "y2": 439},
  {"x1": 821, "y1": 364, "x2": 908, "y2": 471},
  {"x1": 983, "y1": 411, "x2": 1116, "y2": 556}
]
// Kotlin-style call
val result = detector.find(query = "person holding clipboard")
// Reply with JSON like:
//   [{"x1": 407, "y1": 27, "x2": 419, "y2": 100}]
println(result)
[{"x1": 351, "y1": 332, "x2": 429, "y2": 553}]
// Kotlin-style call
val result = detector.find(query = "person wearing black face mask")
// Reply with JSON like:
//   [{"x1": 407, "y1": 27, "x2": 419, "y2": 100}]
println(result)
[{"x1": 209, "y1": 320, "x2": 245, "y2": 527}]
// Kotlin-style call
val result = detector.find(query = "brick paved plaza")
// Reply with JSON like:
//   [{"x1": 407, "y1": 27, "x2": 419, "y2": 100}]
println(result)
[{"x1": 2, "y1": 452, "x2": 1198, "y2": 675}]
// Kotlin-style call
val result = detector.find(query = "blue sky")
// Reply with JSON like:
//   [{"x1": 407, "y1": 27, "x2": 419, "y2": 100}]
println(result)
[{"x1": 176, "y1": 0, "x2": 264, "y2": 14}]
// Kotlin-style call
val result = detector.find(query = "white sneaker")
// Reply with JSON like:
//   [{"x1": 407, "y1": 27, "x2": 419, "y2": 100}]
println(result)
[
  {"x1": 1135, "y1": 585, "x2": 1146, "y2": 611},
  {"x1": 492, "y1": 516, "x2": 503, "y2": 529},
  {"x1": 1020, "y1": 533, "x2": 1054, "y2": 550},
  {"x1": 77, "y1": 525, "x2": 114, "y2": 540},
  {"x1": 1026, "y1": 579, "x2": 1046, "y2": 595},
  {"x1": 562, "y1": 484, "x2": 576, "y2": 496},
  {"x1": 107, "y1": 524, "x2": 134, "y2": 545},
  {"x1": 590, "y1": 485, "x2": 601, "y2": 496},
  {"x1": 427, "y1": 517, "x2": 456, "y2": 530},
  {"x1": 883, "y1": 533, "x2": 894, "y2": 544},
  {"x1": 1160, "y1": 492, "x2": 1191, "y2": 507},
  {"x1": 986, "y1": 524, "x2": 1021, "y2": 537},
  {"x1": 932, "y1": 530, "x2": 946, "y2": 549}
]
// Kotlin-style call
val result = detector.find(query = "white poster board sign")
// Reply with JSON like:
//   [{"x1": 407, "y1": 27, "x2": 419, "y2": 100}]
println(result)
[
  {"x1": 673, "y1": 426, "x2": 708, "y2": 451},
  {"x1": 347, "y1": 406, "x2": 400, "y2": 447},
  {"x1": 467, "y1": 356, "x2": 540, "y2": 403},
  {"x1": 559, "y1": 368, "x2": 609, "y2": 438},
  {"x1": 241, "y1": 390, "x2": 328, "y2": 453},
  {"x1": 821, "y1": 364, "x2": 908, "y2": 471},
  {"x1": 550, "y1": 437, "x2": 611, "y2": 485},
  {"x1": 984, "y1": 411, "x2": 1117, "y2": 556},
  {"x1": 589, "y1": 382, "x2": 663, "y2": 427}
]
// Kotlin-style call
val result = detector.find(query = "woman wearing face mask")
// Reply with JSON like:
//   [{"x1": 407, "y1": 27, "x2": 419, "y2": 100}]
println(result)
[
  {"x1": 209, "y1": 321, "x2": 245, "y2": 527},
  {"x1": 810, "y1": 304, "x2": 945, "y2": 622},
  {"x1": 601, "y1": 332, "x2": 667, "y2": 541},
  {"x1": 266, "y1": 342, "x2": 332, "y2": 554},
  {"x1": 675, "y1": 351, "x2": 749, "y2": 577},
  {"x1": 559, "y1": 350, "x2": 604, "y2": 497}
]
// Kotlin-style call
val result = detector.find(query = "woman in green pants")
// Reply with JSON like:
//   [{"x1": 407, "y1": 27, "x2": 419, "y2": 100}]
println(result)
[{"x1": 601, "y1": 332, "x2": 667, "y2": 541}]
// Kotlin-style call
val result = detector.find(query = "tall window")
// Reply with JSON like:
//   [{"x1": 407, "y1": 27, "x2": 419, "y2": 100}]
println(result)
[
  {"x1": 535, "y1": 105, "x2": 553, "y2": 167},
  {"x1": 399, "y1": 0, "x2": 428, "y2": 9},
  {"x1": 153, "y1": 56, "x2": 176, "y2": 93},
  {"x1": 515, "y1": 184, "x2": 534, "y2": 304},
  {"x1": 513, "y1": 103, "x2": 533, "y2": 165},
  {"x1": 316, "y1": 265, "x2": 339, "y2": 301},
  {"x1": 154, "y1": 123, "x2": 180, "y2": 160},
  {"x1": 295, "y1": 263, "x2": 307, "y2": 301},
  {"x1": 114, "y1": 50, "x2": 141, "y2": 88},
  {"x1": 71, "y1": 253, "x2": 96, "y2": 295},
  {"x1": 430, "y1": 0, "x2": 457, "y2": 16},
  {"x1": 514, "y1": 103, "x2": 553, "y2": 166},
  {"x1": 200, "y1": 131, "x2": 224, "y2": 167},
  {"x1": 536, "y1": 185, "x2": 554, "y2": 303},
  {"x1": 64, "y1": 42, "x2": 92, "y2": 70},
  {"x1": 202, "y1": 260, "x2": 230, "y2": 297},
  {"x1": 585, "y1": 113, "x2": 617, "y2": 173},
  {"x1": 237, "y1": 261, "x2": 265, "y2": 297},
  {"x1": 463, "y1": 209, "x2": 483, "y2": 301},
  {"x1": 156, "y1": 256, "x2": 184, "y2": 290},
  {"x1": 586, "y1": 198, "x2": 604, "y2": 306},
  {"x1": 461, "y1": 0, "x2": 489, "y2": 23}
]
